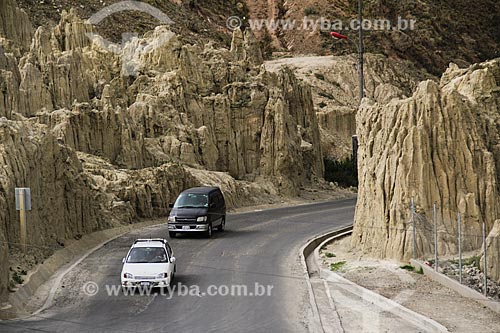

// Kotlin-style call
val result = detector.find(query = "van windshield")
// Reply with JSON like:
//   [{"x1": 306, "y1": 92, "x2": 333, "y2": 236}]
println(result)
[{"x1": 174, "y1": 193, "x2": 209, "y2": 208}]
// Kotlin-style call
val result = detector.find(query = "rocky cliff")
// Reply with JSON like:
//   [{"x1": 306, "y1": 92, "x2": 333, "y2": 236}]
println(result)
[
  {"x1": 0, "y1": 1, "x2": 325, "y2": 302},
  {"x1": 265, "y1": 54, "x2": 430, "y2": 160},
  {"x1": 14, "y1": 0, "x2": 500, "y2": 77},
  {"x1": 246, "y1": 0, "x2": 500, "y2": 76},
  {"x1": 353, "y1": 58, "x2": 500, "y2": 281}
]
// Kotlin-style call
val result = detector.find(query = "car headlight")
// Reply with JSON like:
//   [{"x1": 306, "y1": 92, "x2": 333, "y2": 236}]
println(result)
[
  {"x1": 156, "y1": 273, "x2": 168, "y2": 279},
  {"x1": 168, "y1": 216, "x2": 176, "y2": 222},
  {"x1": 196, "y1": 216, "x2": 207, "y2": 222},
  {"x1": 123, "y1": 273, "x2": 133, "y2": 279}
]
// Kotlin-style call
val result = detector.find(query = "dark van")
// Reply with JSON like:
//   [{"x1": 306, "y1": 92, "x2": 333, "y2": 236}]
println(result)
[{"x1": 167, "y1": 187, "x2": 226, "y2": 238}]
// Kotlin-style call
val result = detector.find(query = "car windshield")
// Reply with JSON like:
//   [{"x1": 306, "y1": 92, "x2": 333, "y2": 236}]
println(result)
[
  {"x1": 126, "y1": 247, "x2": 168, "y2": 263},
  {"x1": 174, "y1": 193, "x2": 208, "y2": 208}
]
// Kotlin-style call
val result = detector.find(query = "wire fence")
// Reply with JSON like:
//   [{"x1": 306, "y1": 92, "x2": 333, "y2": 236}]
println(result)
[{"x1": 407, "y1": 199, "x2": 500, "y2": 298}]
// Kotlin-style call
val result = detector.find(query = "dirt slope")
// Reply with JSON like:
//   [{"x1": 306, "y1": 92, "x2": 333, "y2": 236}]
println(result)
[{"x1": 246, "y1": 0, "x2": 500, "y2": 76}]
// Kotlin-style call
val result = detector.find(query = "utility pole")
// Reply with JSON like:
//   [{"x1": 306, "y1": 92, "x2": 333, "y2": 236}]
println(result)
[
  {"x1": 458, "y1": 213, "x2": 462, "y2": 284},
  {"x1": 411, "y1": 197, "x2": 416, "y2": 259},
  {"x1": 15, "y1": 187, "x2": 31, "y2": 255},
  {"x1": 358, "y1": 0, "x2": 364, "y2": 101},
  {"x1": 330, "y1": 0, "x2": 364, "y2": 103},
  {"x1": 483, "y1": 221, "x2": 487, "y2": 297},
  {"x1": 19, "y1": 190, "x2": 26, "y2": 254},
  {"x1": 433, "y1": 203, "x2": 438, "y2": 271}
]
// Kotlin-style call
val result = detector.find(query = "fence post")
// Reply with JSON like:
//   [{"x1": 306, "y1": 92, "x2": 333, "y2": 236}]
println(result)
[
  {"x1": 411, "y1": 197, "x2": 416, "y2": 259},
  {"x1": 483, "y1": 221, "x2": 487, "y2": 297},
  {"x1": 458, "y1": 213, "x2": 462, "y2": 284},
  {"x1": 434, "y1": 203, "x2": 438, "y2": 271}
]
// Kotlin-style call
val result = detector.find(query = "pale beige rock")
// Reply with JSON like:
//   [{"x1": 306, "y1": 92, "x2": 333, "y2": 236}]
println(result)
[
  {"x1": 0, "y1": 50, "x2": 21, "y2": 118},
  {"x1": 0, "y1": 1, "x2": 328, "y2": 302},
  {"x1": 186, "y1": 167, "x2": 279, "y2": 209},
  {"x1": 265, "y1": 54, "x2": 430, "y2": 160},
  {"x1": 0, "y1": 120, "x2": 111, "y2": 302},
  {"x1": 0, "y1": 0, "x2": 33, "y2": 52},
  {"x1": 483, "y1": 220, "x2": 500, "y2": 282},
  {"x1": 353, "y1": 59, "x2": 500, "y2": 281}
]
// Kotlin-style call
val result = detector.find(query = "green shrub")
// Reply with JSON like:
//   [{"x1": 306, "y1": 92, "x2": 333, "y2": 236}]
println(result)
[
  {"x1": 325, "y1": 252, "x2": 336, "y2": 258},
  {"x1": 304, "y1": 7, "x2": 319, "y2": 16},
  {"x1": 463, "y1": 255, "x2": 481, "y2": 268},
  {"x1": 330, "y1": 261, "x2": 346, "y2": 271},
  {"x1": 324, "y1": 157, "x2": 358, "y2": 187},
  {"x1": 12, "y1": 272, "x2": 24, "y2": 285},
  {"x1": 400, "y1": 264, "x2": 414, "y2": 271}
]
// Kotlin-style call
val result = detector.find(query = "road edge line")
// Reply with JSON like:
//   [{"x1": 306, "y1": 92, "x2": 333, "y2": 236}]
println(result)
[{"x1": 300, "y1": 225, "x2": 353, "y2": 333}]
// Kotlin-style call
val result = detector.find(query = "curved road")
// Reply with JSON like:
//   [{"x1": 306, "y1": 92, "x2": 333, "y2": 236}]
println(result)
[{"x1": 1, "y1": 198, "x2": 356, "y2": 332}]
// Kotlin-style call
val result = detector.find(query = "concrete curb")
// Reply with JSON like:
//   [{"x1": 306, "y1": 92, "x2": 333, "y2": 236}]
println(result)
[
  {"x1": 300, "y1": 225, "x2": 353, "y2": 333},
  {"x1": 410, "y1": 259, "x2": 500, "y2": 314},
  {"x1": 313, "y1": 233, "x2": 449, "y2": 333},
  {"x1": 1, "y1": 219, "x2": 165, "y2": 320}
]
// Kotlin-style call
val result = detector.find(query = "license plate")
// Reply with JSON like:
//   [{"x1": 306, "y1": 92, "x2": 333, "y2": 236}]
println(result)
[
  {"x1": 182, "y1": 226, "x2": 190, "y2": 230},
  {"x1": 140, "y1": 282, "x2": 151, "y2": 286}
]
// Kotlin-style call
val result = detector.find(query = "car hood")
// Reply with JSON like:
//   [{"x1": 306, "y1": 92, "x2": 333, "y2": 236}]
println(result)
[
  {"x1": 122, "y1": 263, "x2": 169, "y2": 276},
  {"x1": 170, "y1": 207, "x2": 208, "y2": 217}
]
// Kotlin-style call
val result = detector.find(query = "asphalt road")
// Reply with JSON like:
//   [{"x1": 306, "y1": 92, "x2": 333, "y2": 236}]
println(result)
[{"x1": 1, "y1": 198, "x2": 356, "y2": 333}]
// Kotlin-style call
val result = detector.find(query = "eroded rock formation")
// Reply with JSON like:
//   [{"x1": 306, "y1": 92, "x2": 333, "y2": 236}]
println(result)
[
  {"x1": 353, "y1": 59, "x2": 500, "y2": 281},
  {"x1": 265, "y1": 54, "x2": 430, "y2": 160},
  {"x1": 0, "y1": 2, "x2": 325, "y2": 302}
]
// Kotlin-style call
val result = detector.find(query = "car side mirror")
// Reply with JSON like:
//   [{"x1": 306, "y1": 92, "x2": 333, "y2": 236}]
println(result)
[
  {"x1": 210, "y1": 203, "x2": 216, "y2": 208},
  {"x1": 170, "y1": 257, "x2": 176, "y2": 263},
  {"x1": 169, "y1": 203, "x2": 174, "y2": 208},
  {"x1": 122, "y1": 258, "x2": 126, "y2": 263}
]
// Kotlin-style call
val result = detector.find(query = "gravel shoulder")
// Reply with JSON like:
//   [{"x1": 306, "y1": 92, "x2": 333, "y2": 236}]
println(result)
[{"x1": 320, "y1": 235, "x2": 500, "y2": 332}]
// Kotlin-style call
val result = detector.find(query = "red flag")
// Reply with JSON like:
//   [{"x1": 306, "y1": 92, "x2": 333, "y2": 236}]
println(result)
[{"x1": 330, "y1": 31, "x2": 348, "y2": 40}]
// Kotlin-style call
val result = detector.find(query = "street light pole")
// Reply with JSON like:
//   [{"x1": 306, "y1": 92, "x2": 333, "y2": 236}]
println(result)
[
  {"x1": 358, "y1": 0, "x2": 364, "y2": 101},
  {"x1": 330, "y1": 0, "x2": 364, "y2": 103}
]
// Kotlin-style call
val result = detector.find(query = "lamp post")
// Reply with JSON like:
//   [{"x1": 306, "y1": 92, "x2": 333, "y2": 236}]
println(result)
[
  {"x1": 358, "y1": 0, "x2": 364, "y2": 102},
  {"x1": 331, "y1": 0, "x2": 365, "y2": 103}
]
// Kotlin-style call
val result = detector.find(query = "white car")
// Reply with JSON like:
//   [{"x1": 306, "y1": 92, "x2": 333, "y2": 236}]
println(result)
[{"x1": 121, "y1": 239, "x2": 176, "y2": 288}]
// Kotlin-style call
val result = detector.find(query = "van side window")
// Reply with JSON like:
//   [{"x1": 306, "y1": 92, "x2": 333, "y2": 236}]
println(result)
[
  {"x1": 166, "y1": 244, "x2": 172, "y2": 258},
  {"x1": 209, "y1": 192, "x2": 216, "y2": 207}
]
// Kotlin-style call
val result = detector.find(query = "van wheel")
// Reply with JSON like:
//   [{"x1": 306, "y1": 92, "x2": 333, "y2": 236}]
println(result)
[
  {"x1": 206, "y1": 224, "x2": 213, "y2": 238},
  {"x1": 218, "y1": 217, "x2": 225, "y2": 232},
  {"x1": 169, "y1": 232, "x2": 176, "y2": 238}
]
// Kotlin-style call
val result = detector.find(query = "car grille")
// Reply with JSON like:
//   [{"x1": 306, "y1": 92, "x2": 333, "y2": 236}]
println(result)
[
  {"x1": 175, "y1": 217, "x2": 197, "y2": 223},
  {"x1": 134, "y1": 276, "x2": 156, "y2": 280}
]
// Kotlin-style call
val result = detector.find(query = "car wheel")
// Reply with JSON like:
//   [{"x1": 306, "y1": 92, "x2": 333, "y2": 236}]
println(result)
[
  {"x1": 169, "y1": 231, "x2": 176, "y2": 238},
  {"x1": 218, "y1": 217, "x2": 225, "y2": 232},
  {"x1": 206, "y1": 223, "x2": 213, "y2": 238}
]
